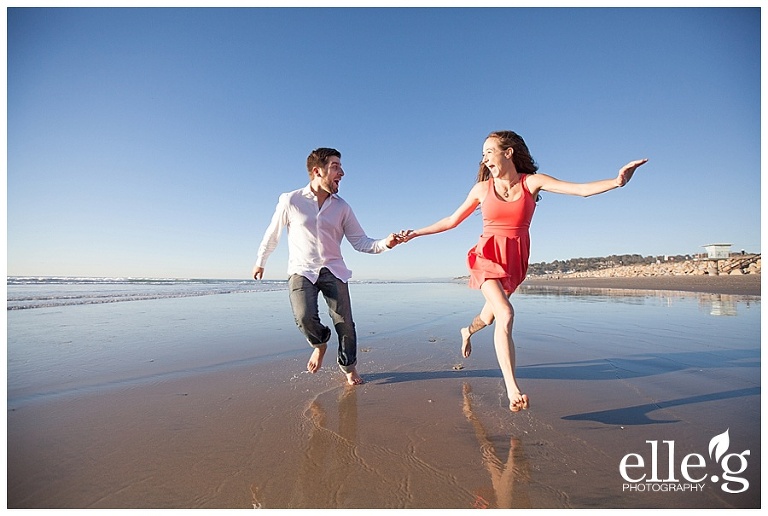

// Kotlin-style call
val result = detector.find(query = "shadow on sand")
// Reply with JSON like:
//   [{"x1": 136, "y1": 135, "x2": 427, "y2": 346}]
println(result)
[{"x1": 364, "y1": 347, "x2": 759, "y2": 426}]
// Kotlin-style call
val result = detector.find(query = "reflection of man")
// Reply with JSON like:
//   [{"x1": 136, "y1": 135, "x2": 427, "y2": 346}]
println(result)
[
  {"x1": 291, "y1": 388, "x2": 358, "y2": 508},
  {"x1": 462, "y1": 383, "x2": 531, "y2": 508},
  {"x1": 253, "y1": 147, "x2": 401, "y2": 385}
]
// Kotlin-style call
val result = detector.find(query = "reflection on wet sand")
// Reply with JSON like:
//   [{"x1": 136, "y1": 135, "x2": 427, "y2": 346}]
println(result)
[
  {"x1": 701, "y1": 293, "x2": 757, "y2": 316},
  {"x1": 462, "y1": 382, "x2": 532, "y2": 509},
  {"x1": 289, "y1": 386, "x2": 359, "y2": 508},
  {"x1": 520, "y1": 285, "x2": 758, "y2": 316}
]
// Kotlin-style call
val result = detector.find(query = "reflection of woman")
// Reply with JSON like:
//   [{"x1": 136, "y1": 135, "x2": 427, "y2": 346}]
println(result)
[
  {"x1": 402, "y1": 131, "x2": 647, "y2": 411},
  {"x1": 462, "y1": 383, "x2": 531, "y2": 508}
]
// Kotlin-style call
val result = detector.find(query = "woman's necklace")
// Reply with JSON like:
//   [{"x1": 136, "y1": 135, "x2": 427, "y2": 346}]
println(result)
[{"x1": 496, "y1": 176, "x2": 520, "y2": 199}]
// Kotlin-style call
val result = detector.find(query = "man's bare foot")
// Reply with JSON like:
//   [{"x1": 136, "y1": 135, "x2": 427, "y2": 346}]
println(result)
[
  {"x1": 460, "y1": 327, "x2": 472, "y2": 357},
  {"x1": 307, "y1": 344, "x2": 327, "y2": 373},
  {"x1": 344, "y1": 367, "x2": 365, "y2": 386},
  {"x1": 509, "y1": 393, "x2": 530, "y2": 412}
]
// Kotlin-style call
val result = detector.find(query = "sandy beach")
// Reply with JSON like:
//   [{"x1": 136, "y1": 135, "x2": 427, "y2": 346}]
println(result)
[{"x1": 7, "y1": 278, "x2": 760, "y2": 508}]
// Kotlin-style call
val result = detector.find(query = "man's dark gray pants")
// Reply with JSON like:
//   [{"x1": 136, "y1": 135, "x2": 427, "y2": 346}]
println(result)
[{"x1": 288, "y1": 267, "x2": 357, "y2": 373}]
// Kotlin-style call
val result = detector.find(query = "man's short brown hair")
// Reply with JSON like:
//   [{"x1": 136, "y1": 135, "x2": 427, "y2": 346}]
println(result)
[{"x1": 306, "y1": 148, "x2": 341, "y2": 178}]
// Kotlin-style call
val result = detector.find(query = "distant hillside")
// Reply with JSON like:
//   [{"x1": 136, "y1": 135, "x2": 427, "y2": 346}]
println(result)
[
  {"x1": 527, "y1": 253, "x2": 760, "y2": 278},
  {"x1": 527, "y1": 254, "x2": 689, "y2": 276},
  {"x1": 455, "y1": 253, "x2": 760, "y2": 281}
]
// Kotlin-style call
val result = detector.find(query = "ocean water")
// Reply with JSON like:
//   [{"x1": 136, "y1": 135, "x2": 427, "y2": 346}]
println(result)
[
  {"x1": 5, "y1": 277, "x2": 455, "y2": 404},
  {"x1": 7, "y1": 278, "x2": 760, "y2": 405},
  {"x1": 6, "y1": 276, "x2": 288, "y2": 310}
]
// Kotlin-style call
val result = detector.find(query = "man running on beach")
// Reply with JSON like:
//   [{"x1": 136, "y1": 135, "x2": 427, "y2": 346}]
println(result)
[{"x1": 252, "y1": 147, "x2": 401, "y2": 385}]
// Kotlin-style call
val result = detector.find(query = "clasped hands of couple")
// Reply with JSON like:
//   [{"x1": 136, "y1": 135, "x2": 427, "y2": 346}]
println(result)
[{"x1": 387, "y1": 229, "x2": 417, "y2": 248}]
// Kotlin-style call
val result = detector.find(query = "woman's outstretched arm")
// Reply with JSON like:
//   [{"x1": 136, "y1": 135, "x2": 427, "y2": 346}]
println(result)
[
  {"x1": 527, "y1": 158, "x2": 648, "y2": 198},
  {"x1": 403, "y1": 182, "x2": 485, "y2": 240}
]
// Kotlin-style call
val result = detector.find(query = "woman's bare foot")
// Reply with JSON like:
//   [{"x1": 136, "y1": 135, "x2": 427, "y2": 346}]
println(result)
[
  {"x1": 307, "y1": 344, "x2": 327, "y2": 373},
  {"x1": 509, "y1": 393, "x2": 530, "y2": 412},
  {"x1": 344, "y1": 367, "x2": 365, "y2": 386},
  {"x1": 460, "y1": 327, "x2": 472, "y2": 357}
]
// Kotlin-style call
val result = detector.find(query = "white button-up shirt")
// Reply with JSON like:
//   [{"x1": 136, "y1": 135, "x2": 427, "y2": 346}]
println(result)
[{"x1": 255, "y1": 185, "x2": 390, "y2": 283}]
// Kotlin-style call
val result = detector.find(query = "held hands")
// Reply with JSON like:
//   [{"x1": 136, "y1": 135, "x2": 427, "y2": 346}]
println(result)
[
  {"x1": 385, "y1": 230, "x2": 416, "y2": 248},
  {"x1": 396, "y1": 230, "x2": 416, "y2": 244},
  {"x1": 400, "y1": 230, "x2": 417, "y2": 243},
  {"x1": 616, "y1": 158, "x2": 648, "y2": 188}
]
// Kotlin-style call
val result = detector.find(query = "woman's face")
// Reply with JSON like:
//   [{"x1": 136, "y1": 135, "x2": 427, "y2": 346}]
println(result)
[{"x1": 482, "y1": 138, "x2": 513, "y2": 177}]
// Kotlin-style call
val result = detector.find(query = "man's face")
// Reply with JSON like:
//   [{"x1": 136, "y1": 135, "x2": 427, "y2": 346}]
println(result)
[{"x1": 316, "y1": 156, "x2": 344, "y2": 194}]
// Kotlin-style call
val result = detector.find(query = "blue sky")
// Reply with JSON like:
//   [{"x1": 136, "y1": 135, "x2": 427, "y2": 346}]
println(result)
[{"x1": 6, "y1": 6, "x2": 762, "y2": 280}]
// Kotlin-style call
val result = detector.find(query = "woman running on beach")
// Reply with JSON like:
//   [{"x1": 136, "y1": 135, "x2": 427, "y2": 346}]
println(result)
[{"x1": 399, "y1": 130, "x2": 647, "y2": 412}]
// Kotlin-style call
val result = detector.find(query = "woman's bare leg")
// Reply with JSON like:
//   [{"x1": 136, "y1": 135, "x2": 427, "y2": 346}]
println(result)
[
  {"x1": 460, "y1": 303, "x2": 495, "y2": 357},
  {"x1": 479, "y1": 280, "x2": 529, "y2": 412}
]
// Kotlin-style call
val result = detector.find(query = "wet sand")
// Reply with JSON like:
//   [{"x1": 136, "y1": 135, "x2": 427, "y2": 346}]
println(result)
[
  {"x1": 6, "y1": 281, "x2": 761, "y2": 508},
  {"x1": 524, "y1": 273, "x2": 761, "y2": 296}
]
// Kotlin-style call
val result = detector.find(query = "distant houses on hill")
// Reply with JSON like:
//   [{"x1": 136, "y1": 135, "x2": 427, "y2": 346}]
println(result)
[{"x1": 527, "y1": 250, "x2": 759, "y2": 276}]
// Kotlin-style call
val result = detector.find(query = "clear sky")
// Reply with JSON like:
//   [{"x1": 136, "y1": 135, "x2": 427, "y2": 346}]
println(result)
[{"x1": 6, "y1": 6, "x2": 762, "y2": 280}]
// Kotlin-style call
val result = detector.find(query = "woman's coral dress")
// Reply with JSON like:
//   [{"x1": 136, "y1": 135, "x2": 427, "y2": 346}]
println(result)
[{"x1": 467, "y1": 175, "x2": 536, "y2": 294}]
